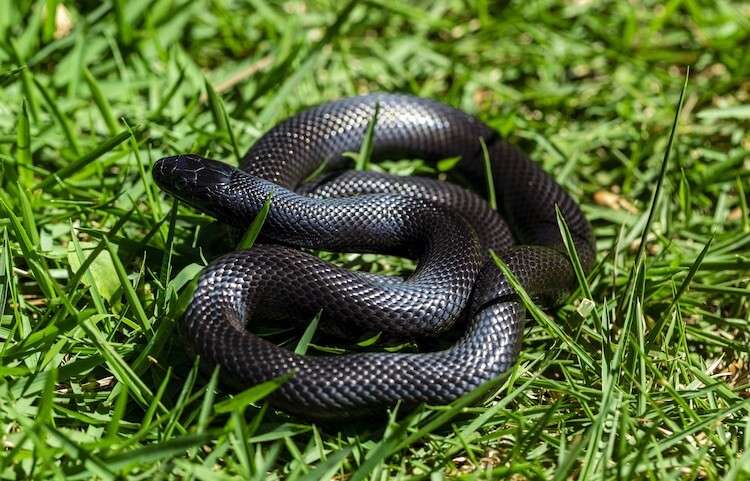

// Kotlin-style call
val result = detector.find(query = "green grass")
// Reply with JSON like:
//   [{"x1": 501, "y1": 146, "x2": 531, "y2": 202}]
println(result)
[{"x1": 1, "y1": 0, "x2": 749, "y2": 479}]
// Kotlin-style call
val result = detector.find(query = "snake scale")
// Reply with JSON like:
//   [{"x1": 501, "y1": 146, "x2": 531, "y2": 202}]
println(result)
[{"x1": 153, "y1": 93, "x2": 595, "y2": 419}]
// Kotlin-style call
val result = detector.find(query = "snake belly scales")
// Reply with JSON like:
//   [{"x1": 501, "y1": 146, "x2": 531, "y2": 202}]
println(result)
[{"x1": 152, "y1": 93, "x2": 595, "y2": 419}]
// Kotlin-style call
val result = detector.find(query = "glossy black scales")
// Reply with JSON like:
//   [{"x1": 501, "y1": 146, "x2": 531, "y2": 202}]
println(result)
[{"x1": 153, "y1": 93, "x2": 594, "y2": 419}]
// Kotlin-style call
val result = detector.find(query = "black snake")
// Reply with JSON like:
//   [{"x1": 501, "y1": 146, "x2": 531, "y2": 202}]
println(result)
[{"x1": 152, "y1": 93, "x2": 594, "y2": 419}]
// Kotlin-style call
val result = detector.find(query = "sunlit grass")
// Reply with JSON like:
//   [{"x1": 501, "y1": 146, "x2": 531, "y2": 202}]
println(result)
[{"x1": 1, "y1": 1, "x2": 749, "y2": 479}]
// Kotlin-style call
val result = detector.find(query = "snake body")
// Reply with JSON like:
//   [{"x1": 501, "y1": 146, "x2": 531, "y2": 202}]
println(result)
[{"x1": 153, "y1": 94, "x2": 594, "y2": 419}]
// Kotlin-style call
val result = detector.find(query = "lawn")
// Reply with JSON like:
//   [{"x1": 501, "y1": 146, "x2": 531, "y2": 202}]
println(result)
[{"x1": 1, "y1": 0, "x2": 749, "y2": 479}]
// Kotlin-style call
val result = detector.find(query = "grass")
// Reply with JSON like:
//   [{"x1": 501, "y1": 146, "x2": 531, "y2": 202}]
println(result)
[{"x1": 1, "y1": 0, "x2": 749, "y2": 479}]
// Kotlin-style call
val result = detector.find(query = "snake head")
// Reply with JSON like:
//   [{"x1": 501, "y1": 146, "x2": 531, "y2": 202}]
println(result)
[
  {"x1": 153, "y1": 154, "x2": 246, "y2": 222},
  {"x1": 153, "y1": 154, "x2": 234, "y2": 192}
]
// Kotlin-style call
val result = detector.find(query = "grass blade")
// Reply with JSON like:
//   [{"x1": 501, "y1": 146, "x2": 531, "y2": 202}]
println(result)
[
  {"x1": 15, "y1": 99, "x2": 33, "y2": 186},
  {"x1": 33, "y1": 77, "x2": 81, "y2": 155},
  {"x1": 34, "y1": 128, "x2": 135, "y2": 189},
  {"x1": 214, "y1": 373, "x2": 293, "y2": 414},
  {"x1": 480, "y1": 137, "x2": 497, "y2": 210},
  {"x1": 83, "y1": 66, "x2": 118, "y2": 135},
  {"x1": 490, "y1": 250, "x2": 596, "y2": 370},
  {"x1": 237, "y1": 193, "x2": 272, "y2": 249}
]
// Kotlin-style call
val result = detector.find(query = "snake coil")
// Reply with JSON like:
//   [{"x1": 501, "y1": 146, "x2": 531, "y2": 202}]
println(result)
[{"x1": 153, "y1": 94, "x2": 594, "y2": 419}]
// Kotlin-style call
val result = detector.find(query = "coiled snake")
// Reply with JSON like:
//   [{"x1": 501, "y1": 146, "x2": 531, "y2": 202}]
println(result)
[{"x1": 153, "y1": 94, "x2": 594, "y2": 419}]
